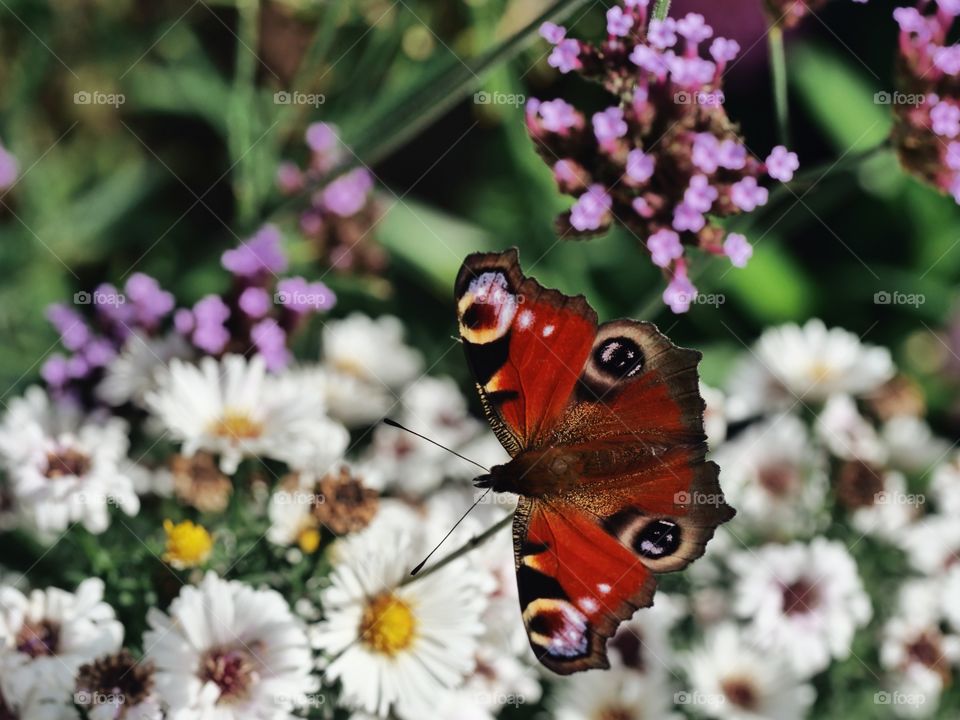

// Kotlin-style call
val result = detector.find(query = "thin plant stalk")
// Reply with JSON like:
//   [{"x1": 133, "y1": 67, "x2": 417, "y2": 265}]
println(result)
[
  {"x1": 768, "y1": 22, "x2": 790, "y2": 146},
  {"x1": 652, "y1": 0, "x2": 672, "y2": 20}
]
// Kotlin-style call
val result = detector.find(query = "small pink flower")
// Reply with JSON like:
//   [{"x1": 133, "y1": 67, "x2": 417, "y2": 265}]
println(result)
[
  {"x1": 539, "y1": 22, "x2": 566, "y2": 44},
  {"x1": 710, "y1": 37, "x2": 740, "y2": 64},
  {"x1": 593, "y1": 107, "x2": 628, "y2": 142},
  {"x1": 692, "y1": 133, "x2": 720, "y2": 173},
  {"x1": 717, "y1": 139, "x2": 747, "y2": 170},
  {"x1": 673, "y1": 203, "x2": 705, "y2": 232},
  {"x1": 632, "y1": 196, "x2": 654, "y2": 218},
  {"x1": 934, "y1": 46, "x2": 960, "y2": 75},
  {"x1": 663, "y1": 262, "x2": 697, "y2": 313},
  {"x1": 607, "y1": 7, "x2": 634, "y2": 37},
  {"x1": 625, "y1": 149, "x2": 655, "y2": 183},
  {"x1": 723, "y1": 232, "x2": 753, "y2": 267},
  {"x1": 630, "y1": 44, "x2": 668, "y2": 77},
  {"x1": 730, "y1": 177, "x2": 769, "y2": 211},
  {"x1": 570, "y1": 185, "x2": 612, "y2": 231},
  {"x1": 549, "y1": 39, "x2": 582, "y2": 73},
  {"x1": 676, "y1": 13, "x2": 712, "y2": 45},
  {"x1": 553, "y1": 159, "x2": 588, "y2": 192},
  {"x1": 765, "y1": 145, "x2": 800, "y2": 182},
  {"x1": 947, "y1": 141, "x2": 960, "y2": 170},
  {"x1": 647, "y1": 18, "x2": 677, "y2": 49},
  {"x1": 931, "y1": 101, "x2": 960, "y2": 137},
  {"x1": 647, "y1": 229, "x2": 684, "y2": 267},
  {"x1": 683, "y1": 174, "x2": 718, "y2": 212},
  {"x1": 538, "y1": 99, "x2": 581, "y2": 133}
]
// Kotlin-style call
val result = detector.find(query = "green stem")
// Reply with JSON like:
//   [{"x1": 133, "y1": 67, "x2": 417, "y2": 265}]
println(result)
[
  {"x1": 400, "y1": 512, "x2": 513, "y2": 586},
  {"x1": 768, "y1": 23, "x2": 790, "y2": 146},
  {"x1": 652, "y1": 0, "x2": 672, "y2": 20}
]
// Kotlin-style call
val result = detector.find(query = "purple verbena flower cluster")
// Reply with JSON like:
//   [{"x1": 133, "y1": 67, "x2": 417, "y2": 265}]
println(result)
[
  {"x1": 43, "y1": 274, "x2": 176, "y2": 404},
  {"x1": 277, "y1": 122, "x2": 387, "y2": 275},
  {"x1": 175, "y1": 224, "x2": 336, "y2": 370},
  {"x1": 530, "y1": 2, "x2": 799, "y2": 312},
  {"x1": 892, "y1": 0, "x2": 960, "y2": 202}
]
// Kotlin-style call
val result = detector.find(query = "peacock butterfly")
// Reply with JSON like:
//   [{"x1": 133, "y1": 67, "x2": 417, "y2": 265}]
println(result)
[{"x1": 455, "y1": 248, "x2": 735, "y2": 675}]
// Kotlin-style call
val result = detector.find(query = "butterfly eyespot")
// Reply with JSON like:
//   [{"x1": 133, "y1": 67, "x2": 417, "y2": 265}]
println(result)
[
  {"x1": 593, "y1": 337, "x2": 644, "y2": 379},
  {"x1": 632, "y1": 518, "x2": 681, "y2": 559},
  {"x1": 458, "y1": 271, "x2": 518, "y2": 344}
]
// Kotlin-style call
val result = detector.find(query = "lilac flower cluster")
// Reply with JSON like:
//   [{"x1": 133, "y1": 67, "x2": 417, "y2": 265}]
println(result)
[
  {"x1": 530, "y1": 2, "x2": 799, "y2": 312},
  {"x1": 43, "y1": 274, "x2": 176, "y2": 403},
  {"x1": 892, "y1": 0, "x2": 960, "y2": 203},
  {"x1": 277, "y1": 122, "x2": 387, "y2": 276},
  {"x1": 43, "y1": 226, "x2": 336, "y2": 405},
  {"x1": 175, "y1": 224, "x2": 336, "y2": 370}
]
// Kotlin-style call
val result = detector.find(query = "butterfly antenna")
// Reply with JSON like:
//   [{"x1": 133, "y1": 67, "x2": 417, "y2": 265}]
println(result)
[
  {"x1": 382, "y1": 418, "x2": 489, "y2": 472},
  {"x1": 409, "y1": 487, "x2": 492, "y2": 575}
]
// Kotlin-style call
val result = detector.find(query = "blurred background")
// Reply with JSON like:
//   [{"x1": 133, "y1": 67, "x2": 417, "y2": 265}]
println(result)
[{"x1": 2, "y1": 0, "x2": 957, "y2": 425}]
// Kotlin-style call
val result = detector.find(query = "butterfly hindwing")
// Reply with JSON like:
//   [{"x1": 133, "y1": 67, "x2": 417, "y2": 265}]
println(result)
[{"x1": 513, "y1": 497, "x2": 656, "y2": 674}]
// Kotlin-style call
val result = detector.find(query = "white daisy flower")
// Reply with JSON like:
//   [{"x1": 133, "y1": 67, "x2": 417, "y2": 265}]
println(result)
[
  {"x1": 711, "y1": 414, "x2": 827, "y2": 538},
  {"x1": 0, "y1": 578, "x2": 123, "y2": 701},
  {"x1": 550, "y1": 666, "x2": 683, "y2": 720},
  {"x1": 455, "y1": 643, "x2": 542, "y2": 720},
  {"x1": 312, "y1": 507, "x2": 489, "y2": 720},
  {"x1": 930, "y1": 454, "x2": 960, "y2": 517},
  {"x1": 727, "y1": 320, "x2": 894, "y2": 415},
  {"x1": 75, "y1": 649, "x2": 164, "y2": 720},
  {"x1": 321, "y1": 313, "x2": 424, "y2": 427},
  {"x1": 730, "y1": 538, "x2": 872, "y2": 677},
  {"x1": 683, "y1": 622, "x2": 816, "y2": 720},
  {"x1": 880, "y1": 579, "x2": 960, "y2": 719},
  {"x1": 144, "y1": 572, "x2": 317, "y2": 718},
  {"x1": 360, "y1": 376, "x2": 494, "y2": 495},
  {"x1": 146, "y1": 355, "x2": 349, "y2": 475},
  {"x1": 898, "y1": 515, "x2": 960, "y2": 575},
  {"x1": 97, "y1": 331, "x2": 191, "y2": 407},
  {"x1": 814, "y1": 394, "x2": 887, "y2": 464},
  {"x1": 881, "y1": 416, "x2": 950, "y2": 476},
  {"x1": 0, "y1": 386, "x2": 139, "y2": 537},
  {"x1": 844, "y1": 468, "x2": 922, "y2": 542}
]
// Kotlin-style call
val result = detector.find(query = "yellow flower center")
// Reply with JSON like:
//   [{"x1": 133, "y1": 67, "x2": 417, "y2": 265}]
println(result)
[
  {"x1": 359, "y1": 592, "x2": 417, "y2": 656},
  {"x1": 809, "y1": 361, "x2": 836, "y2": 384},
  {"x1": 209, "y1": 409, "x2": 263, "y2": 440},
  {"x1": 163, "y1": 519, "x2": 214, "y2": 569},
  {"x1": 297, "y1": 527, "x2": 321, "y2": 554}
]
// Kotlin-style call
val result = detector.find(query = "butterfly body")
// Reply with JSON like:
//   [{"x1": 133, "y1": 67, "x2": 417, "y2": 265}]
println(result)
[{"x1": 455, "y1": 249, "x2": 734, "y2": 674}]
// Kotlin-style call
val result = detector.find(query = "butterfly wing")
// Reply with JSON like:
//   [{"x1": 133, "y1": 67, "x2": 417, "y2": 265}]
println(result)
[{"x1": 455, "y1": 248, "x2": 597, "y2": 455}]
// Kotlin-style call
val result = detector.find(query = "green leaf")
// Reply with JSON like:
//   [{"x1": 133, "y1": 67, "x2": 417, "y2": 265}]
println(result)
[
  {"x1": 375, "y1": 197, "x2": 497, "y2": 293},
  {"x1": 790, "y1": 43, "x2": 892, "y2": 153},
  {"x1": 723, "y1": 240, "x2": 814, "y2": 322}
]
